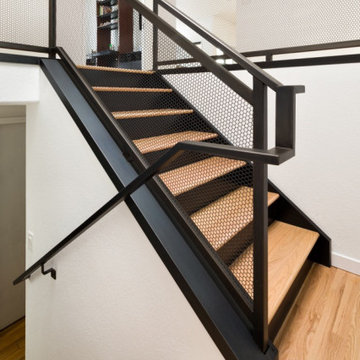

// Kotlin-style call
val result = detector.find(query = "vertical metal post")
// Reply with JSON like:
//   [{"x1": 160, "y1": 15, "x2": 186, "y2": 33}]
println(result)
[
  {"x1": 252, "y1": 77, "x2": 269, "y2": 352},
  {"x1": 49, "y1": 0, "x2": 57, "y2": 58},
  {"x1": 276, "y1": 86, "x2": 296, "y2": 149},
  {"x1": 153, "y1": 0, "x2": 159, "y2": 71}
]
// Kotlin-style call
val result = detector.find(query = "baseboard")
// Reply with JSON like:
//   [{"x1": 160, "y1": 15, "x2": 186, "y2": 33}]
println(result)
[
  {"x1": 0, "y1": 316, "x2": 25, "y2": 332},
  {"x1": 332, "y1": 252, "x2": 360, "y2": 275},
  {"x1": 0, "y1": 117, "x2": 25, "y2": 125}
]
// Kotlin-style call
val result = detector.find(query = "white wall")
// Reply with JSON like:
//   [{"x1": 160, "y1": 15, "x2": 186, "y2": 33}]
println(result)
[
  {"x1": 235, "y1": 63, "x2": 360, "y2": 275},
  {"x1": 0, "y1": 107, "x2": 26, "y2": 329},
  {"x1": 0, "y1": 63, "x2": 39, "y2": 104},
  {"x1": 24, "y1": 67, "x2": 224, "y2": 359}
]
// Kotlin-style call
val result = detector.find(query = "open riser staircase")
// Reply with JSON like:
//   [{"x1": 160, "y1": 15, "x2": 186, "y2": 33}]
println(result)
[
  {"x1": 78, "y1": 64, "x2": 329, "y2": 343},
  {"x1": 3, "y1": 0, "x2": 337, "y2": 358}
]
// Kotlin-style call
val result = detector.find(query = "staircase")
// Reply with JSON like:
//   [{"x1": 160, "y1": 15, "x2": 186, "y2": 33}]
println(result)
[{"x1": 78, "y1": 64, "x2": 324, "y2": 342}]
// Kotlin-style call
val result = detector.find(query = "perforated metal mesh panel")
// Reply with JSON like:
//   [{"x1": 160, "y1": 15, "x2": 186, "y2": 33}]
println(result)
[
  {"x1": 0, "y1": 0, "x2": 48, "y2": 46},
  {"x1": 156, "y1": 151, "x2": 255, "y2": 300},
  {"x1": 163, "y1": 71, "x2": 254, "y2": 148},
  {"x1": 237, "y1": 0, "x2": 360, "y2": 52}
]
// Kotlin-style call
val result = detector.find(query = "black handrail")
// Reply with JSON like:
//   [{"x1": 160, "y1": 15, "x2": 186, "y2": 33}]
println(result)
[
  {"x1": 242, "y1": 39, "x2": 360, "y2": 60},
  {"x1": 13, "y1": 140, "x2": 294, "y2": 285},
  {"x1": 0, "y1": 41, "x2": 49, "y2": 54},
  {"x1": 125, "y1": 0, "x2": 253, "y2": 104},
  {"x1": 154, "y1": 0, "x2": 284, "y2": 92}
]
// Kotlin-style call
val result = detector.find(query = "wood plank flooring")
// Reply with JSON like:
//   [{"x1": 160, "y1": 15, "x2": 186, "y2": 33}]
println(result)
[
  {"x1": 0, "y1": 318, "x2": 25, "y2": 360},
  {"x1": 276, "y1": 265, "x2": 360, "y2": 360},
  {"x1": 0, "y1": 267, "x2": 358, "y2": 360}
]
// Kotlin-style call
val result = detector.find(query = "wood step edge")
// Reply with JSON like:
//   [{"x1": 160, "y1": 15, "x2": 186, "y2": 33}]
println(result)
[
  {"x1": 267, "y1": 221, "x2": 319, "y2": 322},
  {"x1": 191, "y1": 187, "x2": 279, "y2": 251},
  {"x1": 77, "y1": 64, "x2": 155, "y2": 74},
  {"x1": 93, "y1": 86, "x2": 173, "y2": 93},
  {"x1": 112, "y1": 109, "x2": 194, "y2": 120},
  {"x1": 133, "y1": 131, "x2": 218, "y2": 154},
  {"x1": 229, "y1": 221, "x2": 319, "y2": 323},
  {"x1": 159, "y1": 157, "x2": 247, "y2": 196}
]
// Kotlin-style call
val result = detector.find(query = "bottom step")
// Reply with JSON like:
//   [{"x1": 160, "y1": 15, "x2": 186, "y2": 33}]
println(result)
[{"x1": 230, "y1": 221, "x2": 319, "y2": 322}]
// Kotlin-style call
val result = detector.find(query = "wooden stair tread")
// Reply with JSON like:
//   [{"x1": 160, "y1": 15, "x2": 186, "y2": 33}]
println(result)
[
  {"x1": 77, "y1": 65, "x2": 154, "y2": 74},
  {"x1": 133, "y1": 131, "x2": 218, "y2": 154},
  {"x1": 112, "y1": 109, "x2": 194, "y2": 119},
  {"x1": 159, "y1": 157, "x2": 246, "y2": 196},
  {"x1": 191, "y1": 187, "x2": 279, "y2": 251},
  {"x1": 93, "y1": 86, "x2": 173, "y2": 93},
  {"x1": 229, "y1": 221, "x2": 319, "y2": 322}
]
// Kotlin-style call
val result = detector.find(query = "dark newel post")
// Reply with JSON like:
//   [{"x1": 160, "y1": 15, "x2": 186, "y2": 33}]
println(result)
[
  {"x1": 276, "y1": 86, "x2": 296, "y2": 149},
  {"x1": 253, "y1": 77, "x2": 269, "y2": 352},
  {"x1": 153, "y1": 0, "x2": 159, "y2": 70},
  {"x1": 49, "y1": 0, "x2": 57, "y2": 58},
  {"x1": 119, "y1": 0, "x2": 134, "y2": 54}
]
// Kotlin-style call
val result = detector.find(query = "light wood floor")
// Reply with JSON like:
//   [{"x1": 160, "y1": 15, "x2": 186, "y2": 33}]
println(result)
[
  {"x1": 0, "y1": 318, "x2": 25, "y2": 360},
  {"x1": 275, "y1": 265, "x2": 360, "y2": 360},
  {"x1": 0, "y1": 266, "x2": 358, "y2": 360}
]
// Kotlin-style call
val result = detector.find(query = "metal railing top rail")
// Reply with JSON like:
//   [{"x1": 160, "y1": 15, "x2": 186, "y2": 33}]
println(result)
[
  {"x1": 154, "y1": 0, "x2": 284, "y2": 92},
  {"x1": 128, "y1": 0, "x2": 257, "y2": 103},
  {"x1": 242, "y1": 39, "x2": 360, "y2": 59},
  {"x1": 125, "y1": 0, "x2": 300, "y2": 107},
  {"x1": 0, "y1": 41, "x2": 50, "y2": 54},
  {"x1": 14, "y1": 140, "x2": 294, "y2": 285}
]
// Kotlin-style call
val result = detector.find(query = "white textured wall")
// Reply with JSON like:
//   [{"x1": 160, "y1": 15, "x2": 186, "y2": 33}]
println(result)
[
  {"x1": 0, "y1": 63, "x2": 39, "y2": 104},
  {"x1": 25, "y1": 68, "x2": 225, "y2": 359},
  {"x1": 235, "y1": 63, "x2": 360, "y2": 275}
]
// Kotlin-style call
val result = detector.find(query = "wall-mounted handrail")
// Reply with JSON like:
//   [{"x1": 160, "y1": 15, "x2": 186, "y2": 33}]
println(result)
[
  {"x1": 13, "y1": 141, "x2": 294, "y2": 285},
  {"x1": 13, "y1": 192, "x2": 124, "y2": 285}
]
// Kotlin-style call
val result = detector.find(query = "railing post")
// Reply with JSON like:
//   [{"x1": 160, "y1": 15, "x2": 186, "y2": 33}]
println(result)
[
  {"x1": 252, "y1": 77, "x2": 269, "y2": 352},
  {"x1": 275, "y1": 86, "x2": 297, "y2": 149},
  {"x1": 153, "y1": 0, "x2": 159, "y2": 70},
  {"x1": 49, "y1": 0, "x2": 57, "y2": 58}
]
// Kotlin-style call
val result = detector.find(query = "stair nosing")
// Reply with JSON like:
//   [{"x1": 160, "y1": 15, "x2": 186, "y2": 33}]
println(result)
[
  {"x1": 191, "y1": 186, "x2": 279, "y2": 251},
  {"x1": 133, "y1": 131, "x2": 218, "y2": 154},
  {"x1": 77, "y1": 65, "x2": 155, "y2": 74},
  {"x1": 112, "y1": 109, "x2": 194, "y2": 120},
  {"x1": 159, "y1": 157, "x2": 247, "y2": 196},
  {"x1": 229, "y1": 220, "x2": 319, "y2": 323},
  {"x1": 93, "y1": 86, "x2": 173, "y2": 93}
]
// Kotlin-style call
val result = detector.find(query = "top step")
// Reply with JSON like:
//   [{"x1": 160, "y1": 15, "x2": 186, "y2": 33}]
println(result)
[{"x1": 77, "y1": 65, "x2": 155, "y2": 75}]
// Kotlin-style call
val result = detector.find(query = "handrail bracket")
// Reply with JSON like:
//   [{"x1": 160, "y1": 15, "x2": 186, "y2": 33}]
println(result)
[{"x1": 41, "y1": 263, "x2": 57, "y2": 280}]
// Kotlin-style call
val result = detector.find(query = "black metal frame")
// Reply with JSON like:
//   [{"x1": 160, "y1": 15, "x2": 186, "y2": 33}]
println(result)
[
  {"x1": 0, "y1": 0, "x2": 346, "y2": 354},
  {"x1": 32, "y1": 57, "x2": 277, "y2": 360},
  {"x1": 148, "y1": 0, "x2": 304, "y2": 351},
  {"x1": 13, "y1": 140, "x2": 294, "y2": 285}
]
